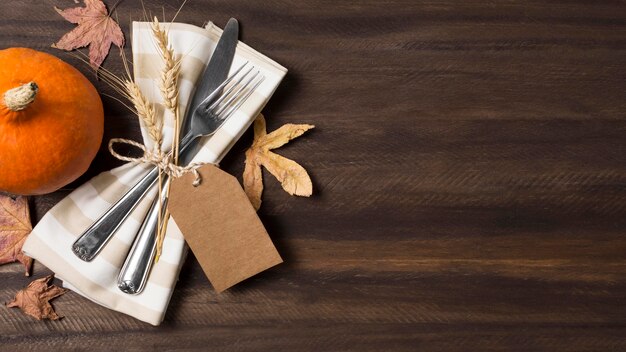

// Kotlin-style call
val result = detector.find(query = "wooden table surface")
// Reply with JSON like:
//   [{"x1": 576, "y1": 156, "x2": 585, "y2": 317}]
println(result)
[{"x1": 2, "y1": 0, "x2": 625, "y2": 350}]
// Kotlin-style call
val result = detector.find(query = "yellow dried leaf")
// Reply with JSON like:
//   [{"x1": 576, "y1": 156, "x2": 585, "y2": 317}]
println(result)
[
  {"x1": 253, "y1": 113, "x2": 268, "y2": 140},
  {"x1": 243, "y1": 114, "x2": 314, "y2": 210},
  {"x1": 262, "y1": 151, "x2": 312, "y2": 196},
  {"x1": 256, "y1": 123, "x2": 313, "y2": 150},
  {"x1": 243, "y1": 149, "x2": 263, "y2": 210}
]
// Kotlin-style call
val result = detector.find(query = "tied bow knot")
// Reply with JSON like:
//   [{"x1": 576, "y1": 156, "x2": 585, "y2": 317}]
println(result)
[{"x1": 108, "y1": 138, "x2": 209, "y2": 186}]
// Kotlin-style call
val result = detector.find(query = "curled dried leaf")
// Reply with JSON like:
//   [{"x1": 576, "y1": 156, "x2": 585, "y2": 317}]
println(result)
[
  {"x1": 243, "y1": 114, "x2": 315, "y2": 210},
  {"x1": 6, "y1": 275, "x2": 68, "y2": 320},
  {"x1": 262, "y1": 151, "x2": 313, "y2": 197}
]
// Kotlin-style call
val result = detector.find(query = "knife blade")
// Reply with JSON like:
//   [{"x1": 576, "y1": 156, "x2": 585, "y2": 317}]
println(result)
[
  {"x1": 181, "y1": 18, "x2": 239, "y2": 137},
  {"x1": 116, "y1": 19, "x2": 240, "y2": 294}
]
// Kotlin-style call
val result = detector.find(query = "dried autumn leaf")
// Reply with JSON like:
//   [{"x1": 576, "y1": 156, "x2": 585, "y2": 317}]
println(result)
[
  {"x1": 0, "y1": 195, "x2": 32, "y2": 276},
  {"x1": 244, "y1": 114, "x2": 315, "y2": 210},
  {"x1": 52, "y1": 0, "x2": 124, "y2": 69},
  {"x1": 6, "y1": 275, "x2": 68, "y2": 321}
]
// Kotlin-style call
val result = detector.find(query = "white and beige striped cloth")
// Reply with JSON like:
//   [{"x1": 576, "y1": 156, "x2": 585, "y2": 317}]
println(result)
[{"x1": 22, "y1": 22, "x2": 286, "y2": 325}]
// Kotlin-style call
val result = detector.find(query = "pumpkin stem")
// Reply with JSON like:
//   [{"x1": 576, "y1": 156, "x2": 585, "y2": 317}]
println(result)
[{"x1": 3, "y1": 82, "x2": 38, "y2": 111}]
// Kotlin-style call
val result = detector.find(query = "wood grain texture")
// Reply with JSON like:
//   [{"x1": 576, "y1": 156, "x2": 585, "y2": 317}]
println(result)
[{"x1": 1, "y1": 0, "x2": 626, "y2": 350}]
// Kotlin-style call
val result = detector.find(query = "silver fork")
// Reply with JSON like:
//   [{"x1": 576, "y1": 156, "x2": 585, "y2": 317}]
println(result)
[
  {"x1": 72, "y1": 63, "x2": 262, "y2": 262},
  {"x1": 117, "y1": 68, "x2": 265, "y2": 294}
]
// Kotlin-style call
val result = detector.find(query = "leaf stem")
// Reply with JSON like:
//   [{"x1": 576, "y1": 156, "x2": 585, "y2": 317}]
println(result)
[{"x1": 109, "y1": 0, "x2": 123, "y2": 14}]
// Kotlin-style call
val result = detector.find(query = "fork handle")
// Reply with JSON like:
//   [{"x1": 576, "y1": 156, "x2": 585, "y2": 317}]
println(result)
[
  {"x1": 72, "y1": 133, "x2": 196, "y2": 262},
  {"x1": 117, "y1": 133, "x2": 203, "y2": 293},
  {"x1": 118, "y1": 176, "x2": 170, "y2": 294}
]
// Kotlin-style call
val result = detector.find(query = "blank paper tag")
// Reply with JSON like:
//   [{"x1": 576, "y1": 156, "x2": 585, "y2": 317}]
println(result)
[{"x1": 168, "y1": 165, "x2": 282, "y2": 292}]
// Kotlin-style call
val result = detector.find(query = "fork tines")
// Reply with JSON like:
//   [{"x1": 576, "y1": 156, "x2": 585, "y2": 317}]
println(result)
[{"x1": 203, "y1": 62, "x2": 265, "y2": 120}]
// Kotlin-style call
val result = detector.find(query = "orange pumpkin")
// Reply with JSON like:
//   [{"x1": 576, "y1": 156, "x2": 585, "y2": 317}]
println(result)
[{"x1": 0, "y1": 48, "x2": 104, "y2": 195}]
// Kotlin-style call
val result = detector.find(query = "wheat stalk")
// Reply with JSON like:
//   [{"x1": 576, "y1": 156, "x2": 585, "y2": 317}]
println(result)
[
  {"x1": 92, "y1": 39, "x2": 171, "y2": 261},
  {"x1": 151, "y1": 16, "x2": 183, "y2": 262},
  {"x1": 86, "y1": 48, "x2": 164, "y2": 149},
  {"x1": 98, "y1": 19, "x2": 184, "y2": 263},
  {"x1": 151, "y1": 16, "x2": 182, "y2": 161},
  {"x1": 81, "y1": 20, "x2": 182, "y2": 264}
]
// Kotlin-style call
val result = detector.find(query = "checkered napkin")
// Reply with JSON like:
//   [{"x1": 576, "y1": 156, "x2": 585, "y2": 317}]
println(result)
[{"x1": 22, "y1": 21, "x2": 286, "y2": 325}]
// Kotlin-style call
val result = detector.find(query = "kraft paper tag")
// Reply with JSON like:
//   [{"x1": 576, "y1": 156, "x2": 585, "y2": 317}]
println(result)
[{"x1": 168, "y1": 165, "x2": 282, "y2": 292}]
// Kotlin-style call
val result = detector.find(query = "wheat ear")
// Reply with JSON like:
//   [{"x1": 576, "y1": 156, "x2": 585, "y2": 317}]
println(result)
[
  {"x1": 124, "y1": 80, "x2": 162, "y2": 148},
  {"x1": 151, "y1": 17, "x2": 182, "y2": 113},
  {"x1": 89, "y1": 47, "x2": 163, "y2": 149}
]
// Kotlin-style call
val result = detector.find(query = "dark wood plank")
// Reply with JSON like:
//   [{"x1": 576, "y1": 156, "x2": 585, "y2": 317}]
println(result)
[{"x1": 1, "y1": 0, "x2": 626, "y2": 350}]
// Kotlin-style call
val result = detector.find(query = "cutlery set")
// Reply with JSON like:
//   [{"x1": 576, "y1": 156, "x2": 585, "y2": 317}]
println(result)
[{"x1": 71, "y1": 18, "x2": 263, "y2": 294}]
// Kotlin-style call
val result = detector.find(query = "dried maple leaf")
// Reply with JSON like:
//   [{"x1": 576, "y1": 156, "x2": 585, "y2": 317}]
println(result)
[
  {"x1": 52, "y1": 0, "x2": 124, "y2": 69},
  {"x1": 6, "y1": 275, "x2": 68, "y2": 321},
  {"x1": 244, "y1": 114, "x2": 315, "y2": 210},
  {"x1": 0, "y1": 195, "x2": 32, "y2": 276}
]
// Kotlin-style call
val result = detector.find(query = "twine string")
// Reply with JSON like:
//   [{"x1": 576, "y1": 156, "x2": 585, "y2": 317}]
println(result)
[{"x1": 109, "y1": 138, "x2": 209, "y2": 186}]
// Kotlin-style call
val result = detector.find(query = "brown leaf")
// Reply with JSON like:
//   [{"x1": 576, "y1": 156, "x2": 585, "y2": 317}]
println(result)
[
  {"x1": 243, "y1": 114, "x2": 315, "y2": 210},
  {"x1": 0, "y1": 195, "x2": 32, "y2": 276},
  {"x1": 52, "y1": 0, "x2": 124, "y2": 69},
  {"x1": 6, "y1": 275, "x2": 68, "y2": 321}
]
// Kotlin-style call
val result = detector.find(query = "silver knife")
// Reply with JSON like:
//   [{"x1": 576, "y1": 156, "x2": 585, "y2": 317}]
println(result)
[
  {"x1": 116, "y1": 19, "x2": 239, "y2": 294},
  {"x1": 71, "y1": 18, "x2": 239, "y2": 262}
]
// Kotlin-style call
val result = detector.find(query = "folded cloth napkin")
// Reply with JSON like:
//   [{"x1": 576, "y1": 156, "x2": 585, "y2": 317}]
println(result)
[{"x1": 22, "y1": 21, "x2": 286, "y2": 325}]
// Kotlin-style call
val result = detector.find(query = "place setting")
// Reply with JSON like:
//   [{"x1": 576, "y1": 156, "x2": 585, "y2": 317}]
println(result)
[{"x1": 0, "y1": 0, "x2": 313, "y2": 325}]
